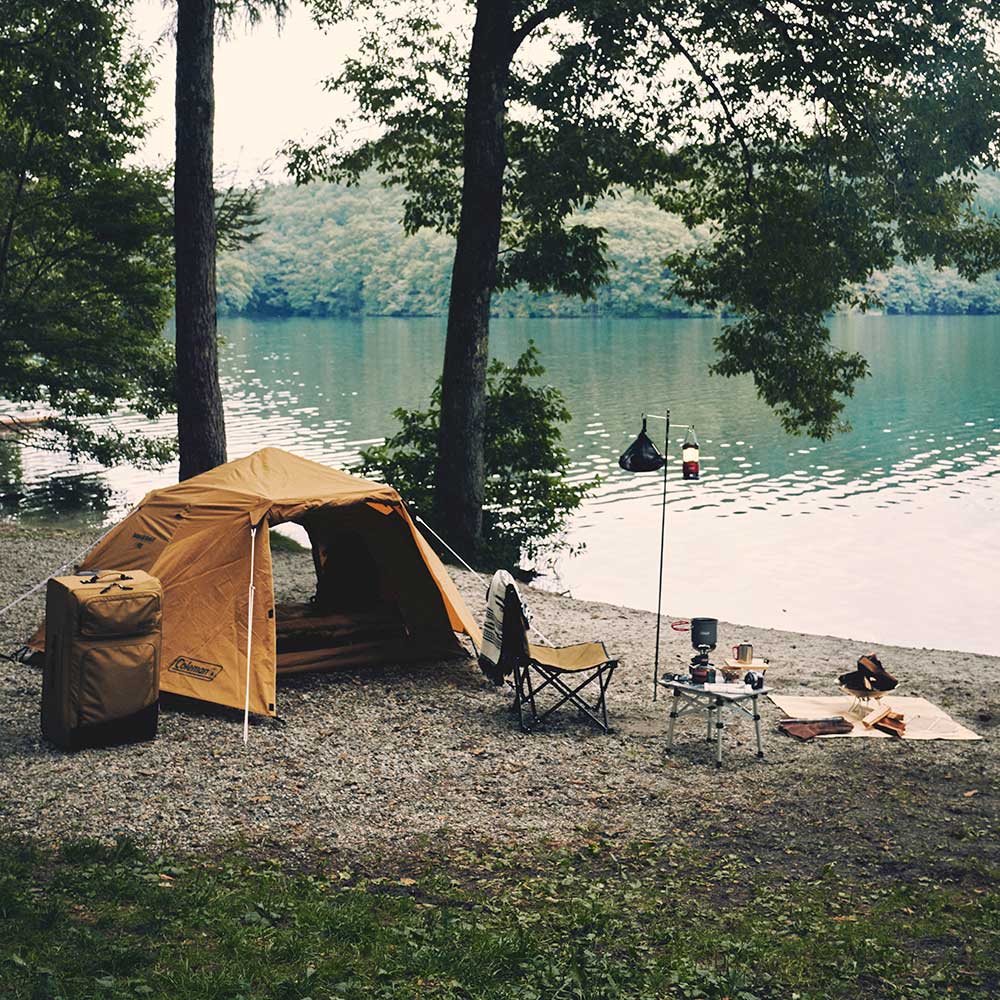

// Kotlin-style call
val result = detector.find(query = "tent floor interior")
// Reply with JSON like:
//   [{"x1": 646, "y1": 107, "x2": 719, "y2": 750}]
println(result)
[{"x1": 274, "y1": 602, "x2": 462, "y2": 675}]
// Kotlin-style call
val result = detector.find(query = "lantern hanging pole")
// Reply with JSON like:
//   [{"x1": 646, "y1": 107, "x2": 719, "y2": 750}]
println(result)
[
  {"x1": 652, "y1": 408, "x2": 670, "y2": 701},
  {"x1": 622, "y1": 410, "x2": 698, "y2": 700}
]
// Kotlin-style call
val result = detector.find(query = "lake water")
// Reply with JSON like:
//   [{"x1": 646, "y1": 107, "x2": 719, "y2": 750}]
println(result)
[{"x1": 3, "y1": 314, "x2": 999, "y2": 654}]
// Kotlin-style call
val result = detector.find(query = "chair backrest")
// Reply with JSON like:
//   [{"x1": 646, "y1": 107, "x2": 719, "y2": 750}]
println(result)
[{"x1": 498, "y1": 584, "x2": 531, "y2": 674}]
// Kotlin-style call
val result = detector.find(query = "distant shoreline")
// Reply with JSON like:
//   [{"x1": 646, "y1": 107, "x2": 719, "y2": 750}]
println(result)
[
  {"x1": 218, "y1": 306, "x2": 1000, "y2": 321},
  {"x1": 217, "y1": 177, "x2": 1000, "y2": 319}
]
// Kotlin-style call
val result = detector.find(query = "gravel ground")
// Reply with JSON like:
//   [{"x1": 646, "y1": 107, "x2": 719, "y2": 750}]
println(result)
[{"x1": 0, "y1": 525, "x2": 995, "y2": 858}]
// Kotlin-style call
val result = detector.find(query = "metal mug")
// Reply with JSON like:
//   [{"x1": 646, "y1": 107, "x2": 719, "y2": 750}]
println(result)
[{"x1": 732, "y1": 642, "x2": 753, "y2": 664}]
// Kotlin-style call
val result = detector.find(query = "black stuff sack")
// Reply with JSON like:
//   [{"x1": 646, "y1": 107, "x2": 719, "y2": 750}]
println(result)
[{"x1": 618, "y1": 418, "x2": 665, "y2": 472}]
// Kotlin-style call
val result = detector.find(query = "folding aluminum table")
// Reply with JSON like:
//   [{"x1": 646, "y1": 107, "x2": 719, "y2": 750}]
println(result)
[{"x1": 660, "y1": 679, "x2": 769, "y2": 767}]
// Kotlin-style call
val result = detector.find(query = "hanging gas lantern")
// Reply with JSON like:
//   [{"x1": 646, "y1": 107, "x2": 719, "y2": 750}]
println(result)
[{"x1": 682, "y1": 426, "x2": 700, "y2": 480}]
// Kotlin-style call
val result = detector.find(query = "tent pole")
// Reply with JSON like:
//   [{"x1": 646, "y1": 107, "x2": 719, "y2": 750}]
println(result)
[
  {"x1": 652, "y1": 409, "x2": 670, "y2": 701},
  {"x1": 243, "y1": 525, "x2": 258, "y2": 745}
]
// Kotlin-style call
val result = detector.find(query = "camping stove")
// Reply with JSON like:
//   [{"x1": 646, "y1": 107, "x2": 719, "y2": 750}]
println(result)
[{"x1": 688, "y1": 617, "x2": 718, "y2": 682}]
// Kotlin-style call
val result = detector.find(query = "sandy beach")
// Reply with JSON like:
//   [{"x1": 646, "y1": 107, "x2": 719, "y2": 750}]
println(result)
[{"x1": 0, "y1": 525, "x2": 995, "y2": 862}]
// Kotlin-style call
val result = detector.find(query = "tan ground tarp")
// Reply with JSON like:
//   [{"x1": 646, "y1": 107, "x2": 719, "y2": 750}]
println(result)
[
  {"x1": 769, "y1": 694, "x2": 982, "y2": 741},
  {"x1": 28, "y1": 448, "x2": 482, "y2": 718}
]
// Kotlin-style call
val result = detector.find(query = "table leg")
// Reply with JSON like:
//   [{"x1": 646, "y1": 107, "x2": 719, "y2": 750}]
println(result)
[
  {"x1": 715, "y1": 697, "x2": 724, "y2": 768},
  {"x1": 753, "y1": 694, "x2": 764, "y2": 759},
  {"x1": 705, "y1": 702, "x2": 714, "y2": 742},
  {"x1": 666, "y1": 689, "x2": 678, "y2": 753}
]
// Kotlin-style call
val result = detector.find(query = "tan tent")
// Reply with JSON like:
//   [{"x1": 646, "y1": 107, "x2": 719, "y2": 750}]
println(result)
[{"x1": 28, "y1": 448, "x2": 481, "y2": 719}]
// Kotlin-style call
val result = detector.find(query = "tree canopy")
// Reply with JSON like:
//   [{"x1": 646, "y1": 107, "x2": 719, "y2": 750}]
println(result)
[
  {"x1": 291, "y1": 0, "x2": 1000, "y2": 438},
  {"x1": 0, "y1": 0, "x2": 175, "y2": 465}
]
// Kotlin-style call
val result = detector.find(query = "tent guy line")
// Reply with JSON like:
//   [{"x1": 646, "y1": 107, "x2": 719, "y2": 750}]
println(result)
[
  {"x1": 0, "y1": 515, "x2": 129, "y2": 622},
  {"x1": 413, "y1": 516, "x2": 484, "y2": 654},
  {"x1": 415, "y1": 515, "x2": 554, "y2": 649}
]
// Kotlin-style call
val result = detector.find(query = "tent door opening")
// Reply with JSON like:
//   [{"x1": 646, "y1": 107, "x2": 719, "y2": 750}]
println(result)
[{"x1": 273, "y1": 503, "x2": 463, "y2": 675}]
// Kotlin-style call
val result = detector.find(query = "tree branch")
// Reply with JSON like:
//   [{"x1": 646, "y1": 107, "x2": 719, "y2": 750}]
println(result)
[
  {"x1": 0, "y1": 415, "x2": 52, "y2": 447},
  {"x1": 660, "y1": 24, "x2": 755, "y2": 201},
  {"x1": 0, "y1": 21, "x2": 58, "y2": 53},
  {"x1": 13, "y1": 230, "x2": 83, "y2": 304},
  {"x1": 755, "y1": 3, "x2": 896, "y2": 190},
  {"x1": 512, "y1": 1, "x2": 573, "y2": 53}
]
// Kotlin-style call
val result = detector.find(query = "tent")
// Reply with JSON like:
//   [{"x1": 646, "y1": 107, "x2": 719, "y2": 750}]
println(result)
[{"x1": 28, "y1": 448, "x2": 482, "y2": 718}]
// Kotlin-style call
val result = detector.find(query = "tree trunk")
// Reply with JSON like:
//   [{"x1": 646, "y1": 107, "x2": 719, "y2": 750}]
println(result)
[
  {"x1": 432, "y1": 0, "x2": 513, "y2": 559},
  {"x1": 174, "y1": 0, "x2": 226, "y2": 480}
]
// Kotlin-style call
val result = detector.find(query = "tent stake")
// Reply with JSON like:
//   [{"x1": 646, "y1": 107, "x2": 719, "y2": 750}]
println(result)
[{"x1": 243, "y1": 525, "x2": 258, "y2": 745}]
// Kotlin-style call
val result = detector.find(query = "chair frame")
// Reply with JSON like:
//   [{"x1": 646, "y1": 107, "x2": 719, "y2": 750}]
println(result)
[{"x1": 500, "y1": 585, "x2": 618, "y2": 733}]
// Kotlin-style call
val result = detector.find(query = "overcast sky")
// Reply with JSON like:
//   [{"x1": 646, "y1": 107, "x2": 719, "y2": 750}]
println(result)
[{"x1": 130, "y1": 0, "x2": 355, "y2": 182}]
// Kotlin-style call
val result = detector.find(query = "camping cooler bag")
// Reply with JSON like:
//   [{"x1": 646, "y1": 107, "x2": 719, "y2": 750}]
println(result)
[{"x1": 42, "y1": 570, "x2": 162, "y2": 751}]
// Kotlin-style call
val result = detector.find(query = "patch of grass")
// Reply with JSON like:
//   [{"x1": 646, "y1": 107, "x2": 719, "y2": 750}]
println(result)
[{"x1": 1, "y1": 835, "x2": 997, "y2": 999}]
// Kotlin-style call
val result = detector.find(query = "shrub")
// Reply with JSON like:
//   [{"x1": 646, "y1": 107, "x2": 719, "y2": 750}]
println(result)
[{"x1": 357, "y1": 343, "x2": 594, "y2": 569}]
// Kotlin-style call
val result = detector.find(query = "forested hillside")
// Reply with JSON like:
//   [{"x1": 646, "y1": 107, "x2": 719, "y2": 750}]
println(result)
[{"x1": 217, "y1": 174, "x2": 1000, "y2": 319}]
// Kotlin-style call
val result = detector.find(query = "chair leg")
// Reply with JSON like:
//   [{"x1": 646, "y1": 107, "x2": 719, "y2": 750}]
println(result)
[
  {"x1": 598, "y1": 665, "x2": 614, "y2": 731},
  {"x1": 512, "y1": 663, "x2": 531, "y2": 732},
  {"x1": 580, "y1": 663, "x2": 614, "y2": 731},
  {"x1": 526, "y1": 663, "x2": 615, "y2": 733},
  {"x1": 525, "y1": 663, "x2": 540, "y2": 729}
]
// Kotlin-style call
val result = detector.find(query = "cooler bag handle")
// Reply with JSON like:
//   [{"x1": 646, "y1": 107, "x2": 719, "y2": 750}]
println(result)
[{"x1": 76, "y1": 570, "x2": 135, "y2": 590}]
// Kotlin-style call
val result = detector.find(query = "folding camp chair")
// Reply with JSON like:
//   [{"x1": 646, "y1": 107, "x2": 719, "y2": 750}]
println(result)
[{"x1": 498, "y1": 583, "x2": 618, "y2": 733}]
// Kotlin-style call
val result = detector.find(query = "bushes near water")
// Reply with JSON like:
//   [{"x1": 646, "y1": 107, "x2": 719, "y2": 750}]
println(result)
[{"x1": 357, "y1": 344, "x2": 592, "y2": 569}]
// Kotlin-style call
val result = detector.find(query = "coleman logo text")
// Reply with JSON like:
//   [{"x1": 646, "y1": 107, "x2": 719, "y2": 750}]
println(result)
[{"x1": 168, "y1": 656, "x2": 222, "y2": 682}]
